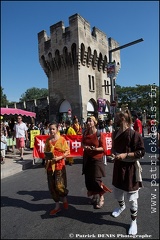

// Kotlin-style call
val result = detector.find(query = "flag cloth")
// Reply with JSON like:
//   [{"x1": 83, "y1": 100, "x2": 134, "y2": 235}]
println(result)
[
  {"x1": 33, "y1": 133, "x2": 112, "y2": 158},
  {"x1": 101, "y1": 132, "x2": 112, "y2": 155}
]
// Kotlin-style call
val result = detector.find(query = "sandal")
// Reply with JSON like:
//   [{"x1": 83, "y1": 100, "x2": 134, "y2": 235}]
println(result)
[
  {"x1": 90, "y1": 195, "x2": 99, "y2": 205},
  {"x1": 63, "y1": 201, "x2": 69, "y2": 209},
  {"x1": 49, "y1": 208, "x2": 61, "y2": 215},
  {"x1": 94, "y1": 196, "x2": 104, "y2": 209}
]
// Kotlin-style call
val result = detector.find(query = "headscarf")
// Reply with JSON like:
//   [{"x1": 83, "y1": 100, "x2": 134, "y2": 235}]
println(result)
[{"x1": 88, "y1": 116, "x2": 98, "y2": 125}]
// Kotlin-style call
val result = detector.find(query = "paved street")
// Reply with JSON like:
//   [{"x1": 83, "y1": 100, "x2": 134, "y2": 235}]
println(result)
[{"x1": 1, "y1": 136, "x2": 159, "y2": 239}]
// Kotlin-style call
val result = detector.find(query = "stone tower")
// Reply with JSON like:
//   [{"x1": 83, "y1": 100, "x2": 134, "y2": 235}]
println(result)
[{"x1": 38, "y1": 13, "x2": 121, "y2": 122}]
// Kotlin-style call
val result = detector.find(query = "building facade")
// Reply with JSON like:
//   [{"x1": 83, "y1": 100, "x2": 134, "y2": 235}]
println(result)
[{"x1": 38, "y1": 13, "x2": 121, "y2": 123}]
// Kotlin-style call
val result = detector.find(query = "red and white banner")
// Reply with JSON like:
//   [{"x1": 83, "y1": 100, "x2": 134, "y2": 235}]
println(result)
[
  {"x1": 33, "y1": 133, "x2": 112, "y2": 159},
  {"x1": 103, "y1": 132, "x2": 112, "y2": 155}
]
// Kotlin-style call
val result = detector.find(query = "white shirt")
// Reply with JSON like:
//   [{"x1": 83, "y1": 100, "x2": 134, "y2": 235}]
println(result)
[
  {"x1": 13, "y1": 122, "x2": 28, "y2": 138},
  {"x1": 1, "y1": 135, "x2": 7, "y2": 149},
  {"x1": 108, "y1": 126, "x2": 113, "y2": 133},
  {"x1": 99, "y1": 128, "x2": 106, "y2": 133}
]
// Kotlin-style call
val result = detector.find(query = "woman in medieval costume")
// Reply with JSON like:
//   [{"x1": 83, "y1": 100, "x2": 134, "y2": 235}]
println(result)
[
  {"x1": 82, "y1": 116, "x2": 112, "y2": 209},
  {"x1": 111, "y1": 109, "x2": 145, "y2": 235}
]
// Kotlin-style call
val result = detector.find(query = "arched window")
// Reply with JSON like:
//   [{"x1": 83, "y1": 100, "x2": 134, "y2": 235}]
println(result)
[
  {"x1": 87, "y1": 47, "x2": 91, "y2": 66},
  {"x1": 87, "y1": 100, "x2": 94, "y2": 112},
  {"x1": 81, "y1": 43, "x2": 85, "y2": 63},
  {"x1": 98, "y1": 52, "x2": 102, "y2": 71},
  {"x1": 71, "y1": 43, "x2": 76, "y2": 64},
  {"x1": 41, "y1": 55, "x2": 49, "y2": 76},
  {"x1": 103, "y1": 55, "x2": 107, "y2": 72},
  {"x1": 59, "y1": 100, "x2": 72, "y2": 112},
  {"x1": 92, "y1": 50, "x2": 97, "y2": 68},
  {"x1": 63, "y1": 46, "x2": 68, "y2": 65},
  {"x1": 55, "y1": 49, "x2": 61, "y2": 69},
  {"x1": 48, "y1": 52, "x2": 52, "y2": 59},
  {"x1": 48, "y1": 52, "x2": 54, "y2": 71}
]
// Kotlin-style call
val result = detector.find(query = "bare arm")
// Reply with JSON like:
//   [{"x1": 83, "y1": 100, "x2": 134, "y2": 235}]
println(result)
[
  {"x1": 0, "y1": 138, "x2": 7, "y2": 144},
  {"x1": 25, "y1": 130, "x2": 28, "y2": 140}
]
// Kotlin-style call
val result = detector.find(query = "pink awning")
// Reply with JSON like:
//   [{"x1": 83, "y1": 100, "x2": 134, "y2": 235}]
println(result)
[{"x1": 0, "y1": 108, "x2": 36, "y2": 118}]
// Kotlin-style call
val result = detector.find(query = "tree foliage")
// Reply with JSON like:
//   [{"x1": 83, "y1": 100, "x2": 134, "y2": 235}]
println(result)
[
  {"x1": 19, "y1": 87, "x2": 49, "y2": 101},
  {"x1": 0, "y1": 87, "x2": 9, "y2": 107},
  {"x1": 116, "y1": 84, "x2": 159, "y2": 119}
]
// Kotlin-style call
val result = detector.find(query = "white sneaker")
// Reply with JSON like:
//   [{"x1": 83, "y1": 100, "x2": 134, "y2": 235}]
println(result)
[
  {"x1": 112, "y1": 205, "x2": 126, "y2": 217},
  {"x1": 128, "y1": 219, "x2": 137, "y2": 235}
]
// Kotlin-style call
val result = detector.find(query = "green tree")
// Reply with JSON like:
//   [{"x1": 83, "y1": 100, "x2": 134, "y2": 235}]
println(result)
[
  {"x1": 116, "y1": 84, "x2": 159, "y2": 120},
  {"x1": 0, "y1": 86, "x2": 9, "y2": 107},
  {"x1": 19, "y1": 87, "x2": 49, "y2": 101}
]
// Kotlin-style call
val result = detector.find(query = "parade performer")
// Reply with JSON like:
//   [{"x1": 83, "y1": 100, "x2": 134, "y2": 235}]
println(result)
[
  {"x1": 44, "y1": 122, "x2": 70, "y2": 215},
  {"x1": 111, "y1": 109, "x2": 145, "y2": 235},
  {"x1": 65, "y1": 120, "x2": 76, "y2": 165},
  {"x1": 82, "y1": 116, "x2": 112, "y2": 209}
]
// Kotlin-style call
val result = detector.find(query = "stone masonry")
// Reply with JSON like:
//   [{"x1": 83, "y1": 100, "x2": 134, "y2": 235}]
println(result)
[{"x1": 38, "y1": 13, "x2": 121, "y2": 122}]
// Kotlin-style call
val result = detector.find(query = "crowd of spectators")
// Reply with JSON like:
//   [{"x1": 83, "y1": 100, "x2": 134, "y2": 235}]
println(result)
[{"x1": 1, "y1": 113, "x2": 159, "y2": 164}]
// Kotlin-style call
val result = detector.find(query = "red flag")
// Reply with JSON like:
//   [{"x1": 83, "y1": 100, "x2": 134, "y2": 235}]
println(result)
[
  {"x1": 63, "y1": 134, "x2": 83, "y2": 157},
  {"x1": 102, "y1": 132, "x2": 112, "y2": 156},
  {"x1": 33, "y1": 135, "x2": 84, "y2": 158},
  {"x1": 33, "y1": 135, "x2": 48, "y2": 158},
  {"x1": 33, "y1": 133, "x2": 112, "y2": 159}
]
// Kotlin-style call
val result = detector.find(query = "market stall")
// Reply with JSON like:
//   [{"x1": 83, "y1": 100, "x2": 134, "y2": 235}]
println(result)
[
  {"x1": 0, "y1": 108, "x2": 36, "y2": 118},
  {"x1": 0, "y1": 108, "x2": 36, "y2": 150}
]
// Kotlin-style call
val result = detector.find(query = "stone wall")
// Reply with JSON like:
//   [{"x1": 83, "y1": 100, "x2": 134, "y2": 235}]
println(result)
[
  {"x1": 7, "y1": 97, "x2": 49, "y2": 123},
  {"x1": 38, "y1": 13, "x2": 121, "y2": 122}
]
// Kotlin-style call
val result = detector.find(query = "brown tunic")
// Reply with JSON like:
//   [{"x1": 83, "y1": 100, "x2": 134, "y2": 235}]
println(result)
[
  {"x1": 112, "y1": 128, "x2": 145, "y2": 192},
  {"x1": 82, "y1": 131, "x2": 111, "y2": 195}
]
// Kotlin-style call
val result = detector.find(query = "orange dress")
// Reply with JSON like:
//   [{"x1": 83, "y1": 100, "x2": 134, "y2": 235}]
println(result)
[
  {"x1": 44, "y1": 136, "x2": 70, "y2": 171},
  {"x1": 44, "y1": 136, "x2": 70, "y2": 202}
]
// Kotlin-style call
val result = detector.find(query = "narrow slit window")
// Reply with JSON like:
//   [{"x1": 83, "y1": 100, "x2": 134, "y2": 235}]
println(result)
[{"x1": 92, "y1": 76, "x2": 95, "y2": 91}]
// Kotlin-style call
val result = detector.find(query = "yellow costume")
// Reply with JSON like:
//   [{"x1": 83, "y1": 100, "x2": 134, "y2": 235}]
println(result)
[
  {"x1": 65, "y1": 126, "x2": 76, "y2": 165},
  {"x1": 44, "y1": 135, "x2": 70, "y2": 201}
]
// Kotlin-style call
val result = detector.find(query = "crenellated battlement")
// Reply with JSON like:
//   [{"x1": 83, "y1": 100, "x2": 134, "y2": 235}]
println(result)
[
  {"x1": 37, "y1": 13, "x2": 121, "y2": 122},
  {"x1": 50, "y1": 21, "x2": 65, "y2": 34},
  {"x1": 38, "y1": 30, "x2": 50, "y2": 43},
  {"x1": 38, "y1": 13, "x2": 109, "y2": 53}
]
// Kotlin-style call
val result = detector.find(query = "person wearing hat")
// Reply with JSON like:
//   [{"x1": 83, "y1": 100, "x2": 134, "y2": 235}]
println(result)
[
  {"x1": 82, "y1": 115, "x2": 112, "y2": 209},
  {"x1": 64, "y1": 120, "x2": 76, "y2": 166}
]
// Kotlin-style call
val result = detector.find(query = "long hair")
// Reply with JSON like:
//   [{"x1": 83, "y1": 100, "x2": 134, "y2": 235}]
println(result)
[{"x1": 118, "y1": 109, "x2": 133, "y2": 126}]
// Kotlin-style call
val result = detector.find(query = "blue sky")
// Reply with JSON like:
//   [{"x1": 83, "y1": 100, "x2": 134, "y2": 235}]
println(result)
[{"x1": 1, "y1": 1, "x2": 159, "y2": 102}]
